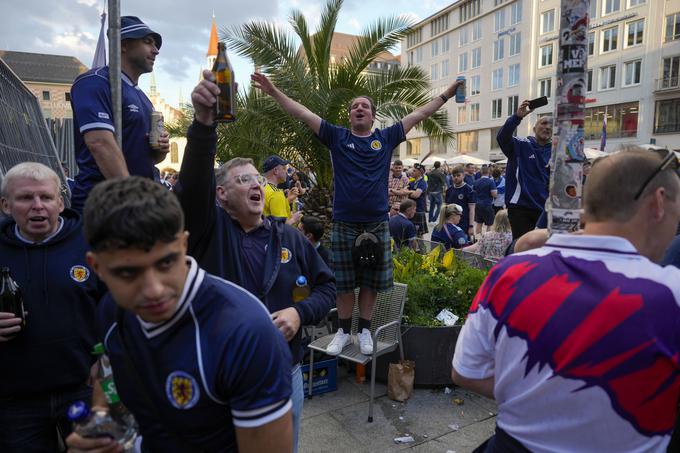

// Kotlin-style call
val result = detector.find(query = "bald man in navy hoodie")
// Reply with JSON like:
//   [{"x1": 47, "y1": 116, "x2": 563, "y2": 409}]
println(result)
[{"x1": 496, "y1": 100, "x2": 552, "y2": 239}]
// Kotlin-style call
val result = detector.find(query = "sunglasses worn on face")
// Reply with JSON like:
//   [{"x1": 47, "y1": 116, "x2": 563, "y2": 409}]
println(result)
[
  {"x1": 633, "y1": 149, "x2": 680, "y2": 201},
  {"x1": 234, "y1": 173, "x2": 266, "y2": 187}
]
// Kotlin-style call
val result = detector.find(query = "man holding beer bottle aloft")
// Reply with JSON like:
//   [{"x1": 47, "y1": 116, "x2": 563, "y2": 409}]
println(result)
[
  {"x1": 0, "y1": 162, "x2": 104, "y2": 452},
  {"x1": 69, "y1": 16, "x2": 170, "y2": 212}
]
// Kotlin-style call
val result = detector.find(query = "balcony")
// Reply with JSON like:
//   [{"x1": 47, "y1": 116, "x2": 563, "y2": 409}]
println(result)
[{"x1": 656, "y1": 77, "x2": 680, "y2": 92}]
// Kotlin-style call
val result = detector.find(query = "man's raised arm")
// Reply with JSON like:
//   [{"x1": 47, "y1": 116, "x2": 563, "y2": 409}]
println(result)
[
  {"x1": 251, "y1": 73, "x2": 322, "y2": 135},
  {"x1": 401, "y1": 78, "x2": 465, "y2": 135}
]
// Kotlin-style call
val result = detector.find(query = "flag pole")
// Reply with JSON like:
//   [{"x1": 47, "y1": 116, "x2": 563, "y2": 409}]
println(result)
[
  {"x1": 108, "y1": 0, "x2": 122, "y2": 148},
  {"x1": 546, "y1": 0, "x2": 590, "y2": 234}
]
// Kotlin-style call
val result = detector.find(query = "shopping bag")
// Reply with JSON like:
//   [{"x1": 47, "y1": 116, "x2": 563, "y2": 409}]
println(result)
[{"x1": 387, "y1": 360, "x2": 415, "y2": 402}]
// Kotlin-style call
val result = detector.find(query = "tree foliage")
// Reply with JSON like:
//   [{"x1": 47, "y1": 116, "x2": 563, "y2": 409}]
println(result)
[{"x1": 168, "y1": 0, "x2": 455, "y2": 188}]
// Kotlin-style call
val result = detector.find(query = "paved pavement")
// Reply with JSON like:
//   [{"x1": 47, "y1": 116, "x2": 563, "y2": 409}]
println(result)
[{"x1": 300, "y1": 365, "x2": 497, "y2": 453}]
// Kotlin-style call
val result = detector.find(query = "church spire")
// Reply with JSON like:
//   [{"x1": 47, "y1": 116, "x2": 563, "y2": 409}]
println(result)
[
  {"x1": 149, "y1": 71, "x2": 157, "y2": 96},
  {"x1": 207, "y1": 13, "x2": 219, "y2": 68}
]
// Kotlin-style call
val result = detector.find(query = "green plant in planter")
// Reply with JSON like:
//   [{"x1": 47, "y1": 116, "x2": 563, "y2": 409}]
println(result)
[{"x1": 393, "y1": 247, "x2": 488, "y2": 327}]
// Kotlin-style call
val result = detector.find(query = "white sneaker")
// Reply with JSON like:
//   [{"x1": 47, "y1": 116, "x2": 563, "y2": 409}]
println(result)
[
  {"x1": 326, "y1": 329, "x2": 350, "y2": 356},
  {"x1": 358, "y1": 328, "x2": 374, "y2": 355}
]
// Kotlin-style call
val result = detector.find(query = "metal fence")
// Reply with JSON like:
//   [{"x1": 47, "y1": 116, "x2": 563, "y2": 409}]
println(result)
[
  {"x1": 0, "y1": 57, "x2": 69, "y2": 197},
  {"x1": 412, "y1": 238, "x2": 497, "y2": 270}
]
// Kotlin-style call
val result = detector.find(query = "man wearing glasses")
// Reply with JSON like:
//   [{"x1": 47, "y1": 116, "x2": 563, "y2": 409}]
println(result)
[
  {"x1": 452, "y1": 148, "x2": 680, "y2": 452},
  {"x1": 177, "y1": 71, "x2": 335, "y2": 453}
]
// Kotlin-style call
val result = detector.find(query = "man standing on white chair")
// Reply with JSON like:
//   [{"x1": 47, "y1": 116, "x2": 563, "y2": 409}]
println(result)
[{"x1": 252, "y1": 72, "x2": 464, "y2": 356}]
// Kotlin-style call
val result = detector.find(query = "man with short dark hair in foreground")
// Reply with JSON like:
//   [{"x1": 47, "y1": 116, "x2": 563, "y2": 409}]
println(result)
[{"x1": 453, "y1": 149, "x2": 680, "y2": 452}]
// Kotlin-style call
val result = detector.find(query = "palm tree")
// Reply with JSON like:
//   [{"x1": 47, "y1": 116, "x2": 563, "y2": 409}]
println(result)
[{"x1": 169, "y1": 0, "x2": 455, "y2": 224}]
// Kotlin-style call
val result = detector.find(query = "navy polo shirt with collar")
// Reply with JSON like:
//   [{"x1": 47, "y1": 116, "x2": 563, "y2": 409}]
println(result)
[
  {"x1": 408, "y1": 177, "x2": 428, "y2": 213},
  {"x1": 70, "y1": 66, "x2": 156, "y2": 211},
  {"x1": 237, "y1": 218, "x2": 271, "y2": 297}
]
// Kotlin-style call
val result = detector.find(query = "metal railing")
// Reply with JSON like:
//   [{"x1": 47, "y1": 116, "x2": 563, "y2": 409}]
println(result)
[{"x1": 0, "y1": 57, "x2": 68, "y2": 200}]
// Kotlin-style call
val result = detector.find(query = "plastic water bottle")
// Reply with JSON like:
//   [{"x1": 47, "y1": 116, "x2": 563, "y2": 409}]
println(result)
[
  {"x1": 292, "y1": 275, "x2": 310, "y2": 303},
  {"x1": 67, "y1": 401, "x2": 138, "y2": 451},
  {"x1": 455, "y1": 76, "x2": 466, "y2": 103},
  {"x1": 92, "y1": 343, "x2": 139, "y2": 448}
]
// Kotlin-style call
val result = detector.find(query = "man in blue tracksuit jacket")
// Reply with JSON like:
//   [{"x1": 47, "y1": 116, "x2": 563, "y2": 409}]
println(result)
[
  {"x1": 178, "y1": 72, "x2": 335, "y2": 453},
  {"x1": 496, "y1": 99, "x2": 552, "y2": 239},
  {"x1": 0, "y1": 162, "x2": 105, "y2": 452}
]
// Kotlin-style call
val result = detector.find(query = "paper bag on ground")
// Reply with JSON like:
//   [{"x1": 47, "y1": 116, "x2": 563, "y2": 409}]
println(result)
[{"x1": 387, "y1": 360, "x2": 415, "y2": 402}]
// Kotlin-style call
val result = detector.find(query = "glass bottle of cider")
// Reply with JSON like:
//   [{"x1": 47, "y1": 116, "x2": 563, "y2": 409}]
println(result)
[{"x1": 212, "y1": 42, "x2": 236, "y2": 123}]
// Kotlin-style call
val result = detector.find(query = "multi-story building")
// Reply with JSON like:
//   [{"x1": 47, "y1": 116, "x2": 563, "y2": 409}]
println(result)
[
  {"x1": 0, "y1": 50, "x2": 88, "y2": 120},
  {"x1": 401, "y1": 0, "x2": 680, "y2": 161}
]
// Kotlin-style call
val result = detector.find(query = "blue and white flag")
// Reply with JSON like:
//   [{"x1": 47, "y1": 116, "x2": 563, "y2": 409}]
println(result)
[{"x1": 92, "y1": 9, "x2": 107, "y2": 68}]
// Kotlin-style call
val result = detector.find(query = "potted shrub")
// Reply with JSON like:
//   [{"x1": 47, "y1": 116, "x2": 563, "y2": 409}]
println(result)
[{"x1": 376, "y1": 247, "x2": 488, "y2": 386}]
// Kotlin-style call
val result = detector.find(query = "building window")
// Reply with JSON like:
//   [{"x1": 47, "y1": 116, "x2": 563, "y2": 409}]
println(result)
[
  {"x1": 600, "y1": 64, "x2": 617, "y2": 90},
  {"x1": 585, "y1": 102, "x2": 638, "y2": 138},
  {"x1": 494, "y1": 0, "x2": 505, "y2": 5},
  {"x1": 458, "y1": 53, "x2": 468, "y2": 72},
  {"x1": 586, "y1": 69, "x2": 593, "y2": 92},
  {"x1": 42, "y1": 91, "x2": 50, "y2": 101},
  {"x1": 442, "y1": 35, "x2": 450, "y2": 53},
  {"x1": 539, "y1": 78, "x2": 552, "y2": 98},
  {"x1": 471, "y1": 47, "x2": 481, "y2": 68},
  {"x1": 459, "y1": 26, "x2": 469, "y2": 47},
  {"x1": 408, "y1": 51, "x2": 414, "y2": 66},
  {"x1": 601, "y1": 26, "x2": 618, "y2": 53},
  {"x1": 655, "y1": 98, "x2": 680, "y2": 133},
  {"x1": 457, "y1": 130, "x2": 479, "y2": 153},
  {"x1": 432, "y1": 40, "x2": 439, "y2": 57},
  {"x1": 625, "y1": 20, "x2": 643, "y2": 47},
  {"x1": 458, "y1": 106, "x2": 467, "y2": 124},
  {"x1": 431, "y1": 13, "x2": 449, "y2": 36},
  {"x1": 470, "y1": 103, "x2": 480, "y2": 121},
  {"x1": 442, "y1": 59, "x2": 450, "y2": 78},
  {"x1": 170, "y1": 142, "x2": 179, "y2": 163},
  {"x1": 459, "y1": 0, "x2": 481, "y2": 23},
  {"x1": 666, "y1": 13, "x2": 680, "y2": 42},
  {"x1": 431, "y1": 64, "x2": 439, "y2": 81},
  {"x1": 541, "y1": 10, "x2": 555, "y2": 34},
  {"x1": 492, "y1": 68, "x2": 504, "y2": 90},
  {"x1": 65, "y1": 92, "x2": 71, "y2": 102},
  {"x1": 472, "y1": 20, "x2": 482, "y2": 41},
  {"x1": 509, "y1": 33, "x2": 521, "y2": 56},
  {"x1": 589, "y1": 0, "x2": 597, "y2": 19},
  {"x1": 511, "y1": 1, "x2": 522, "y2": 25},
  {"x1": 628, "y1": 0, "x2": 645, "y2": 6},
  {"x1": 588, "y1": 32, "x2": 595, "y2": 56},
  {"x1": 494, "y1": 9, "x2": 505, "y2": 32},
  {"x1": 508, "y1": 95, "x2": 519, "y2": 116},
  {"x1": 540, "y1": 44, "x2": 553, "y2": 67},
  {"x1": 471, "y1": 75, "x2": 481, "y2": 95},
  {"x1": 407, "y1": 28, "x2": 422, "y2": 48},
  {"x1": 623, "y1": 60, "x2": 641, "y2": 86},
  {"x1": 508, "y1": 64, "x2": 520, "y2": 87},
  {"x1": 416, "y1": 47, "x2": 423, "y2": 63},
  {"x1": 492, "y1": 99, "x2": 503, "y2": 119},
  {"x1": 662, "y1": 56, "x2": 680, "y2": 89},
  {"x1": 602, "y1": 0, "x2": 620, "y2": 15},
  {"x1": 493, "y1": 38, "x2": 505, "y2": 62}
]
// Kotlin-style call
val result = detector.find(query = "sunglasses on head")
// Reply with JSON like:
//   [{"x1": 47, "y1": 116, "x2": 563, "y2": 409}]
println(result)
[{"x1": 633, "y1": 149, "x2": 680, "y2": 200}]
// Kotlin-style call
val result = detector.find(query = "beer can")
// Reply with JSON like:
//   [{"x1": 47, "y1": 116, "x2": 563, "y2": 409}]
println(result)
[{"x1": 149, "y1": 111, "x2": 164, "y2": 149}]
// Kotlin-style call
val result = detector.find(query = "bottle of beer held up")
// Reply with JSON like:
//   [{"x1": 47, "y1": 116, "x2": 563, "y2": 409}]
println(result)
[
  {"x1": 212, "y1": 42, "x2": 236, "y2": 123},
  {"x1": 0, "y1": 267, "x2": 26, "y2": 338}
]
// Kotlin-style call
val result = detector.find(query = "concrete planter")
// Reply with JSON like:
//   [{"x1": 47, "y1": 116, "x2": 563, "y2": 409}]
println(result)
[{"x1": 375, "y1": 324, "x2": 462, "y2": 387}]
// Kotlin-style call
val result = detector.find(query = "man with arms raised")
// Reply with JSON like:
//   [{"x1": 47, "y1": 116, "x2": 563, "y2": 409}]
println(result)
[
  {"x1": 453, "y1": 149, "x2": 680, "y2": 451},
  {"x1": 251, "y1": 72, "x2": 463, "y2": 356},
  {"x1": 67, "y1": 177, "x2": 294, "y2": 452},
  {"x1": 178, "y1": 71, "x2": 335, "y2": 452}
]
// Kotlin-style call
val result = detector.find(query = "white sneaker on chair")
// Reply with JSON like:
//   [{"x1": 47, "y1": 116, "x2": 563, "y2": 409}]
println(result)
[
  {"x1": 326, "y1": 329, "x2": 350, "y2": 356},
  {"x1": 358, "y1": 328, "x2": 374, "y2": 355}
]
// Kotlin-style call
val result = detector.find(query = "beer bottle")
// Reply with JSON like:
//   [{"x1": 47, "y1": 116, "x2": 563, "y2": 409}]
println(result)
[
  {"x1": 292, "y1": 275, "x2": 310, "y2": 303},
  {"x1": 0, "y1": 267, "x2": 25, "y2": 338},
  {"x1": 212, "y1": 42, "x2": 236, "y2": 123}
]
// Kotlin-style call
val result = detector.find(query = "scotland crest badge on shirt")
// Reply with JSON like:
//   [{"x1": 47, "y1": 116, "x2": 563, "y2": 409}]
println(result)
[
  {"x1": 166, "y1": 371, "x2": 200, "y2": 409},
  {"x1": 370, "y1": 140, "x2": 382, "y2": 151}
]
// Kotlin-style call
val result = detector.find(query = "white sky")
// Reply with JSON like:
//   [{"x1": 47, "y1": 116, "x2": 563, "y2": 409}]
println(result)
[{"x1": 1, "y1": 0, "x2": 452, "y2": 107}]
